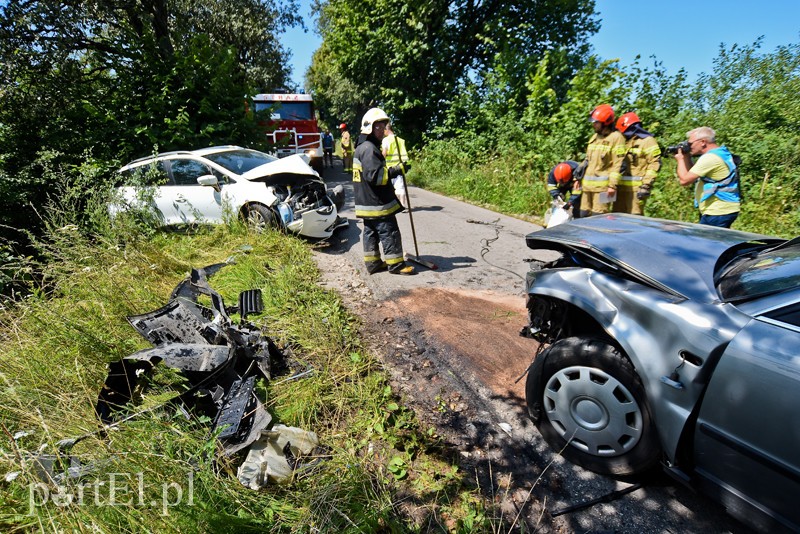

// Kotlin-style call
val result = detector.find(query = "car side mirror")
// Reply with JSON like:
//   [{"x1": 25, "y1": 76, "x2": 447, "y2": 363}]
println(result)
[{"x1": 197, "y1": 174, "x2": 221, "y2": 192}]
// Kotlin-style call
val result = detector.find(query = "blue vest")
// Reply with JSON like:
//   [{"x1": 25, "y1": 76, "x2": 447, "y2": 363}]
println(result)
[{"x1": 696, "y1": 146, "x2": 740, "y2": 206}]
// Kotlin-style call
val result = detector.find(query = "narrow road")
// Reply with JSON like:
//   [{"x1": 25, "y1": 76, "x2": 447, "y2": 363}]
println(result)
[{"x1": 313, "y1": 160, "x2": 751, "y2": 533}]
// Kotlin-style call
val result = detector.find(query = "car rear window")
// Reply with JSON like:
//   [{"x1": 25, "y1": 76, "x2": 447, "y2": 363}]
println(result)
[
  {"x1": 718, "y1": 242, "x2": 800, "y2": 301},
  {"x1": 204, "y1": 150, "x2": 277, "y2": 174}
]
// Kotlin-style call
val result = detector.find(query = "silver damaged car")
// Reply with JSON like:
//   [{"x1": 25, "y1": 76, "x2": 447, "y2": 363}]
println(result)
[{"x1": 521, "y1": 214, "x2": 800, "y2": 532}]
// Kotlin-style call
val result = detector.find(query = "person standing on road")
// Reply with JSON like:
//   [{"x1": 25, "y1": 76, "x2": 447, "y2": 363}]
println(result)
[
  {"x1": 675, "y1": 126, "x2": 741, "y2": 228},
  {"x1": 321, "y1": 128, "x2": 334, "y2": 168},
  {"x1": 339, "y1": 123, "x2": 353, "y2": 173},
  {"x1": 582, "y1": 104, "x2": 626, "y2": 215},
  {"x1": 353, "y1": 108, "x2": 415, "y2": 275},
  {"x1": 615, "y1": 112, "x2": 661, "y2": 215},
  {"x1": 546, "y1": 161, "x2": 583, "y2": 219},
  {"x1": 381, "y1": 123, "x2": 409, "y2": 209}
]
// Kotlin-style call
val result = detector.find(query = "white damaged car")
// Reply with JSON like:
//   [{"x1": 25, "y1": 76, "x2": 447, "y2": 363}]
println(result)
[{"x1": 112, "y1": 146, "x2": 346, "y2": 239}]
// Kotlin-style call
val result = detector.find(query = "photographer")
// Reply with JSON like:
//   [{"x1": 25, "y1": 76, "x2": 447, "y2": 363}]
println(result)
[{"x1": 674, "y1": 126, "x2": 740, "y2": 228}]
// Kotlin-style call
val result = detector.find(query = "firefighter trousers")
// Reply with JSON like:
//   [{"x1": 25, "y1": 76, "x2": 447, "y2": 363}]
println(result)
[{"x1": 362, "y1": 217, "x2": 405, "y2": 273}]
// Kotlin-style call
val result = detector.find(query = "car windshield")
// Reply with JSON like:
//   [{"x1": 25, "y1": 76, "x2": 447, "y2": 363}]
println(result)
[
  {"x1": 718, "y1": 240, "x2": 800, "y2": 302},
  {"x1": 203, "y1": 149, "x2": 277, "y2": 175}
]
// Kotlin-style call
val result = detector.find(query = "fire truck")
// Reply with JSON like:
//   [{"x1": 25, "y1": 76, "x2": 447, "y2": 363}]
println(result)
[{"x1": 252, "y1": 93, "x2": 324, "y2": 173}]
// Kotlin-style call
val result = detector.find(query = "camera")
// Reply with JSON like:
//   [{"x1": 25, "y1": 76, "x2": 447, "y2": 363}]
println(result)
[{"x1": 665, "y1": 141, "x2": 691, "y2": 155}]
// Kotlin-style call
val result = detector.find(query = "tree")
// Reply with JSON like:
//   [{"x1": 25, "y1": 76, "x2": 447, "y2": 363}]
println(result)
[
  {"x1": 309, "y1": 0, "x2": 598, "y2": 145},
  {"x1": 0, "y1": 0, "x2": 301, "y2": 237}
]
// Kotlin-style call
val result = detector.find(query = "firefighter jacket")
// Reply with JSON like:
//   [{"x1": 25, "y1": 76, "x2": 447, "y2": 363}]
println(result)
[
  {"x1": 546, "y1": 160, "x2": 582, "y2": 206},
  {"x1": 353, "y1": 135, "x2": 402, "y2": 219},
  {"x1": 583, "y1": 130, "x2": 626, "y2": 192},
  {"x1": 620, "y1": 134, "x2": 660, "y2": 191}
]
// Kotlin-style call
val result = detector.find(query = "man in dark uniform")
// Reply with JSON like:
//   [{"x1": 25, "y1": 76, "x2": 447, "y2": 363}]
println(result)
[
  {"x1": 352, "y1": 108, "x2": 415, "y2": 275},
  {"x1": 547, "y1": 160, "x2": 584, "y2": 218}
]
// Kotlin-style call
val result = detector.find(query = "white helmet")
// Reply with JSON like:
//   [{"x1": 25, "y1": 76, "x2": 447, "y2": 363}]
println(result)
[{"x1": 360, "y1": 107, "x2": 390, "y2": 134}]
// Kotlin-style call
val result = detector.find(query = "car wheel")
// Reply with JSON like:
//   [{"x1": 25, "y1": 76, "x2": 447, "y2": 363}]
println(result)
[
  {"x1": 526, "y1": 337, "x2": 660, "y2": 476},
  {"x1": 245, "y1": 204, "x2": 278, "y2": 231}
]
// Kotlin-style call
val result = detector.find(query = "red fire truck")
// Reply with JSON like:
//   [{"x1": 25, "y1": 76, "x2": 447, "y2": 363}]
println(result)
[{"x1": 252, "y1": 93, "x2": 324, "y2": 173}]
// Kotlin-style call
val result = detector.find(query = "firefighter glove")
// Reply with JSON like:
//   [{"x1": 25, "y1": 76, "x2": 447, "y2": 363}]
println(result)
[{"x1": 637, "y1": 184, "x2": 651, "y2": 200}]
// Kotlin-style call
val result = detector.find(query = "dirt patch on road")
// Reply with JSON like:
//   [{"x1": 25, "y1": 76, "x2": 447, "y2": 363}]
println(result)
[{"x1": 388, "y1": 288, "x2": 533, "y2": 399}]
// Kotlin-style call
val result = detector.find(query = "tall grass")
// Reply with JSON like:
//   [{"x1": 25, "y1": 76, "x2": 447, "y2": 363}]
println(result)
[{"x1": 0, "y1": 195, "x2": 493, "y2": 531}]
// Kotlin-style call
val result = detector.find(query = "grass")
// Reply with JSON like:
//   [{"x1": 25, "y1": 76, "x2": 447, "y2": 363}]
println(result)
[{"x1": 0, "y1": 214, "x2": 497, "y2": 532}]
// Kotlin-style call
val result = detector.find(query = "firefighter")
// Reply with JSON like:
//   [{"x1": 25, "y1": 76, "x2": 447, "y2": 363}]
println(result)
[
  {"x1": 381, "y1": 123, "x2": 409, "y2": 209},
  {"x1": 615, "y1": 112, "x2": 661, "y2": 215},
  {"x1": 582, "y1": 104, "x2": 626, "y2": 215},
  {"x1": 339, "y1": 123, "x2": 353, "y2": 173},
  {"x1": 353, "y1": 108, "x2": 415, "y2": 275},
  {"x1": 547, "y1": 161, "x2": 583, "y2": 219}
]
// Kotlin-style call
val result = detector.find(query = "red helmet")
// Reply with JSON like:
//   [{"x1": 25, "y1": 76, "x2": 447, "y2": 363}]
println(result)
[
  {"x1": 553, "y1": 163, "x2": 573, "y2": 184},
  {"x1": 616, "y1": 112, "x2": 641, "y2": 133},
  {"x1": 339, "y1": 123, "x2": 347, "y2": 130},
  {"x1": 590, "y1": 104, "x2": 615, "y2": 126}
]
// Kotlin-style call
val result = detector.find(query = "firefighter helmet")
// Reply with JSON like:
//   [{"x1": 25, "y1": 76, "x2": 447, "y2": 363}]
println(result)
[
  {"x1": 360, "y1": 108, "x2": 390, "y2": 134},
  {"x1": 616, "y1": 112, "x2": 641, "y2": 133},
  {"x1": 554, "y1": 163, "x2": 573, "y2": 184},
  {"x1": 339, "y1": 123, "x2": 347, "y2": 130},
  {"x1": 589, "y1": 104, "x2": 615, "y2": 126}
]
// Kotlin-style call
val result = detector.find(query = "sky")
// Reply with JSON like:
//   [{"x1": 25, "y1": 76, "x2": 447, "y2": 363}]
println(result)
[{"x1": 281, "y1": 0, "x2": 800, "y2": 89}]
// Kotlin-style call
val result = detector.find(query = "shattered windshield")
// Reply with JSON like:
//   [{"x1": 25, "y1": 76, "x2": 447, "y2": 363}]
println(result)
[{"x1": 204, "y1": 149, "x2": 277, "y2": 175}]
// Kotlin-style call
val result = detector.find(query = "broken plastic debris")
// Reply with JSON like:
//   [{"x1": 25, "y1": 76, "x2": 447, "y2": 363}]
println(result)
[{"x1": 237, "y1": 425, "x2": 320, "y2": 489}]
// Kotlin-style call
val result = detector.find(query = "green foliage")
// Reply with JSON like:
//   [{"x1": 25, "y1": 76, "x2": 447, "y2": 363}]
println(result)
[{"x1": 310, "y1": 0, "x2": 599, "y2": 146}]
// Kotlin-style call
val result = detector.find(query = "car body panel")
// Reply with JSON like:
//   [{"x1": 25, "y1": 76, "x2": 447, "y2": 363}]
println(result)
[
  {"x1": 523, "y1": 214, "x2": 799, "y2": 531},
  {"x1": 694, "y1": 317, "x2": 800, "y2": 530},
  {"x1": 525, "y1": 214, "x2": 779, "y2": 302}
]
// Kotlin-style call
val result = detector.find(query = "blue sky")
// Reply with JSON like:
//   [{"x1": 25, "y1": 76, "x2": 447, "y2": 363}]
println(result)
[{"x1": 281, "y1": 0, "x2": 800, "y2": 88}]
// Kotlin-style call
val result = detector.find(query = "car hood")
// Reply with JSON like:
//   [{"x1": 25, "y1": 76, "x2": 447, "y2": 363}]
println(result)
[
  {"x1": 241, "y1": 154, "x2": 322, "y2": 187},
  {"x1": 525, "y1": 214, "x2": 780, "y2": 302}
]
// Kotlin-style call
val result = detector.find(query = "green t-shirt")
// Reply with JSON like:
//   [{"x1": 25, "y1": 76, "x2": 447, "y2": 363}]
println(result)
[{"x1": 690, "y1": 152, "x2": 740, "y2": 215}]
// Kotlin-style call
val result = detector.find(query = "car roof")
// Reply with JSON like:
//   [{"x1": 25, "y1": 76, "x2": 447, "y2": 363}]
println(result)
[
  {"x1": 119, "y1": 146, "x2": 247, "y2": 171},
  {"x1": 526, "y1": 214, "x2": 781, "y2": 302}
]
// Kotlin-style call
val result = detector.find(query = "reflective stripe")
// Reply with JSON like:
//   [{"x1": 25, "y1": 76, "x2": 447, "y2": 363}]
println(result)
[
  {"x1": 355, "y1": 199, "x2": 401, "y2": 218},
  {"x1": 619, "y1": 175, "x2": 643, "y2": 189},
  {"x1": 385, "y1": 255, "x2": 404, "y2": 265},
  {"x1": 584, "y1": 175, "x2": 609, "y2": 186},
  {"x1": 364, "y1": 254, "x2": 381, "y2": 262}
]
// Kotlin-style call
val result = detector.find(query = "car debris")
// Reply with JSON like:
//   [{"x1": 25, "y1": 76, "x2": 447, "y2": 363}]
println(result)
[{"x1": 93, "y1": 260, "x2": 324, "y2": 486}]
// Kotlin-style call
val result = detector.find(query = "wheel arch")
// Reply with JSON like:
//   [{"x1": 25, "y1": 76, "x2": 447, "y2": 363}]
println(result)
[{"x1": 525, "y1": 269, "x2": 735, "y2": 465}]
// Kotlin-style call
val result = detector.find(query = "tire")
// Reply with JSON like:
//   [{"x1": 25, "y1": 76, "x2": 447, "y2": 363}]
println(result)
[
  {"x1": 526, "y1": 337, "x2": 661, "y2": 476},
  {"x1": 244, "y1": 204, "x2": 278, "y2": 231}
]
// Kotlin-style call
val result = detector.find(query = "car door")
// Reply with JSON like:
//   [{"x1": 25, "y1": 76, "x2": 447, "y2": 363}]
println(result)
[
  {"x1": 158, "y1": 158, "x2": 225, "y2": 224},
  {"x1": 693, "y1": 303, "x2": 800, "y2": 531}
]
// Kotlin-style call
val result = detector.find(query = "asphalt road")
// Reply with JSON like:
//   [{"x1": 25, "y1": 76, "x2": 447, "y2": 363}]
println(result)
[{"x1": 314, "y1": 161, "x2": 753, "y2": 533}]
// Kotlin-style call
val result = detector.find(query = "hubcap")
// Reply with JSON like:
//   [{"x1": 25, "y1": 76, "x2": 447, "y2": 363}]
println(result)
[{"x1": 543, "y1": 365, "x2": 643, "y2": 457}]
